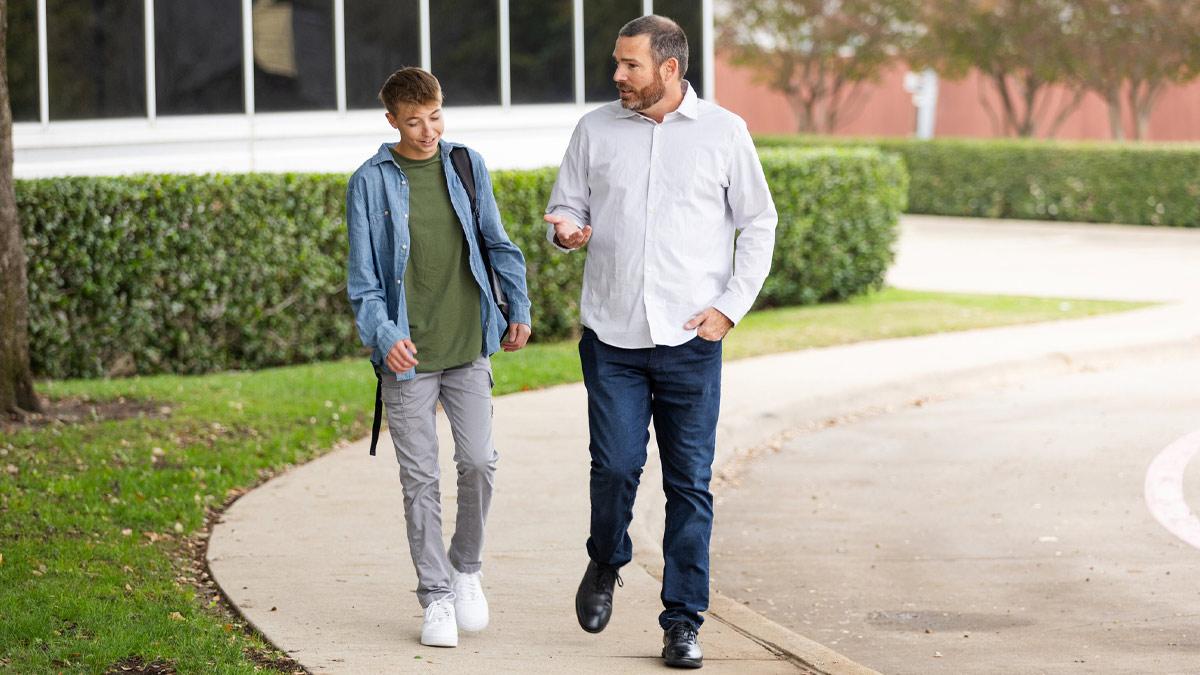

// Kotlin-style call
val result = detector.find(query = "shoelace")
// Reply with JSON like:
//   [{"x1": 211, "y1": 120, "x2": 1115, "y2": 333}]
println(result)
[
  {"x1": 427, "y1": 599, "x2": 455, "y2": 622},
  {"x1": 667, "y1": 622, "x2": 698, "y2": 645},
  {"x1": 594, "y1": 566, "x2": 624, "y2": 592},
  {"x1": 455, "y1": 575, "x2": 483, "y2": 601}
]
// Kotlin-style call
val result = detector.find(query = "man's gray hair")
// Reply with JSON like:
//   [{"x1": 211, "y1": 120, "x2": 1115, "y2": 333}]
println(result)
[{"x1": 618, "y1": 15, "x2": 688, "y2": 78}]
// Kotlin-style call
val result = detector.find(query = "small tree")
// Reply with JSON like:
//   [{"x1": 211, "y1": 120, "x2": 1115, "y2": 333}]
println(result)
[
  {"x1": 720, "y1": 0, "x2": 921, "y2": 134},
  {"x1": 1073, "y1": 0, "x2": 1200, "y2": 140},
  {"x1": 0, "y1": 0, "x2": 41, "y2": 417},
  {"x1": 917, "y1": 0, "x2": 1085, "y2": 138}
]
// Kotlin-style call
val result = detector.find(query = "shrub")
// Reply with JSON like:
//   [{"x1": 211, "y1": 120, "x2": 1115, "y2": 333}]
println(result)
[
  {"x1": 757, "y1": 135, "x2": 1200, "y2": 227},
  {"x1": 19, "y1": 148, "x2": 905, "y2": 379},
  {"x1": 758, "y1": 147, "x2": 908, "y2": 307}
]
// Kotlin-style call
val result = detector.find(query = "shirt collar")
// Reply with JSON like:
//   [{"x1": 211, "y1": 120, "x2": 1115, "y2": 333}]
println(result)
[
  {"x1": 370, "y1": 142, "x2": 396, "y2": 165},
  {"x1": 614, "y1": 80, "x2": 698, "y2": 121},
  {"x1": 371, "y1": 140, "x2": 449, "y2": 166}
]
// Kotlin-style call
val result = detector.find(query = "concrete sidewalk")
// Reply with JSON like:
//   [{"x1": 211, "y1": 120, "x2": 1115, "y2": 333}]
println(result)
[{"x1": 207, "y1": 217, "x2": 1200, "y2": 673}]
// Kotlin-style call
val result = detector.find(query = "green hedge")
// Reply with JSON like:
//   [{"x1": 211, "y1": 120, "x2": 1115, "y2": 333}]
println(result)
[
  {"x1": 19, "y1": 147, "x2": 905, "y2": 379},
  {"x1": 757, "y1": 147, "x2": 907, "y2": 306},
  {"x1": 757, "y1": 135, "x2": 1200, "y2": 227}
]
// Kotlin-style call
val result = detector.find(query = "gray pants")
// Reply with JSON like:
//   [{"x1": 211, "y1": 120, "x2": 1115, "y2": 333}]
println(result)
[{"x1": 380, "y1": 356, "x2": 497, "y2": 607}]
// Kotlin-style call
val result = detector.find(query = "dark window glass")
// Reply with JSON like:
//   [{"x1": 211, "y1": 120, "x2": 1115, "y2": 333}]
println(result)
[
  {"x1": 431, "y1": 0, "x2": 498, "y2": 106},
  {"x1": 252, "y1": 0, "x2": 335, "y2": 112},
  {"x1": 653, "y1": 0, "x2": 703, "y2": 98},
  {"x1": 6, "y1": 0, "x2": 39, "y2": 122},
  {"x1": 510, "y1": 0, "x2": 573, "y2": 104},
  {"x1": 345, "y1": 0, "x2": 420, "y2": 110},
  {"x1": 583, "y1": 0, "x2": 639, "y2": 102},
  {"x1": 47, "y1": 0, "x2": 145, "y2": 120},
  {"x1": 155, "y1": 0, "x2": 244, "y2": 115}
]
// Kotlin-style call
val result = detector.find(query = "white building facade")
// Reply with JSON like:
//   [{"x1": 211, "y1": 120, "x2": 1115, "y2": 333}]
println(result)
[{"x1": 8, "y1": 0, "x2": 714, "y2": 177}]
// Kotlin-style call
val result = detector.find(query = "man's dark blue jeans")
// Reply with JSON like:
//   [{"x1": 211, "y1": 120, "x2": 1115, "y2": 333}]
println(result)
[{"x1": 578, "y1": 327, "x2": 722, "y2": 630}]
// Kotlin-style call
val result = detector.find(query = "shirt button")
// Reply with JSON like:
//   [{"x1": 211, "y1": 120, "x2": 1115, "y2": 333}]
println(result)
[{"x1": 396, "y1": 279, "x2": 401, "y2": 284}]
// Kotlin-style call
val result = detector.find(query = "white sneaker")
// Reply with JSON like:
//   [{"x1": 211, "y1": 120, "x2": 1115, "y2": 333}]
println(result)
[
  {"x1": 452, "y1": 571, "x2": 489, "y2": 631},
  {"x1": 420, "y1": 598, "x2": 458, "y2": 647}
]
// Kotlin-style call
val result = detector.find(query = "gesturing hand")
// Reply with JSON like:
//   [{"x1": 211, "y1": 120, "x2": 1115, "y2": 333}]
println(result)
[
  {"x1": 386, "y1": 338, "x2": 419, "y2": 374},
  {"x1": 684, "y1": 308, "x2": 734, "y2": 342},
  {"x1": 545, "y1": 213, "x2": 592, "y2": 250}
]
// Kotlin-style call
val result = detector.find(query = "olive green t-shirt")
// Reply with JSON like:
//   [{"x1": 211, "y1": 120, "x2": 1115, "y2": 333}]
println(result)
[{"x1": 391, "y1": 148, "x2": 482, "y2": 372}]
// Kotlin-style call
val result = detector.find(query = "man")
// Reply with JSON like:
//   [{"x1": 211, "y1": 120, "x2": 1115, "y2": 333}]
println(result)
[
  {"x1": 544, "y1": 14, "x2": 777, "y2": 670},
  {"x1": 346, "y1": 67, "x2": 532, "y2": 648}
]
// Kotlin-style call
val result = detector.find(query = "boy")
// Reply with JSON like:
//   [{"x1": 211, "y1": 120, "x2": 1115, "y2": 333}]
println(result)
[{"x1": 345, "y1": 67, "x2": 532, "y2": 648}]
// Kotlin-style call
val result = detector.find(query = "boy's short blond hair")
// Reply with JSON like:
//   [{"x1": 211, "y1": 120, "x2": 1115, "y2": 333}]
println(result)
[{"x1": 378, "y1": 67, "x2": 443, "y2": 116}]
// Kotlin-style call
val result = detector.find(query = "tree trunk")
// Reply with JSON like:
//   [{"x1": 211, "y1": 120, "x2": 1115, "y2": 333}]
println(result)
[
  {"x1": 786, "y1": 90, "x2": 819, "y2": 134},
  {"x1": 0, "y1": 0, "x2": 42, "y2": 416},
  {"x1": 1128, "y1": 79, "x2": 1161, "y2": 141},
  {"x1": 1105, "y1": 90, "x2": 1125, "y2": 141}
]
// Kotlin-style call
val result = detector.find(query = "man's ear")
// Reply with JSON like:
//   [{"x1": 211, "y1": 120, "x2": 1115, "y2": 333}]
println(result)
[{"x1": 662, "y1": 57, "x2": 679, "y2": 81}]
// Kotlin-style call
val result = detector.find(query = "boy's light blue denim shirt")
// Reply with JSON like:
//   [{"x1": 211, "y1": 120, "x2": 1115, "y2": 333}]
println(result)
[{"x1": 345, "y1": 140, "x2": 532, "y2": 381}]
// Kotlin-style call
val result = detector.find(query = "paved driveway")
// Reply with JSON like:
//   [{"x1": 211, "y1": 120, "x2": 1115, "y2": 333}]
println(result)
[{"x1": 713, "y1": 215, "x2": 1200, "y2": 673}]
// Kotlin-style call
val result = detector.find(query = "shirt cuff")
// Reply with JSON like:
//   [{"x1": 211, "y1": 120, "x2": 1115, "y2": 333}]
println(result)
[
  {"x1": 506, "y1": 303, "x2": 532, "y2": 326},
  {"x1": 712, "y1": 293, "x2": 752, "y2": 326},
  {"x1": 377, "y1": 322, "x2": 406, "y2": 359}
]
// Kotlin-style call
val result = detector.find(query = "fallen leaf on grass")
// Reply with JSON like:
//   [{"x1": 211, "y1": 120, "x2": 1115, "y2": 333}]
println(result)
[{"x1": 169, "y1": 612, "x2": 184, "y2": 621}]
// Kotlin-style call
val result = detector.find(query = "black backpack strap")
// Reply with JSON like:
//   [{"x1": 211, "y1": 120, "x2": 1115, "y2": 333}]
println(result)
[
  {"x1": 449, "y1": 146, "x2": 479, "y2": 217},
  {"x1": 449, "y1": 146, "x2": 490, "y2": 276},
  {"x1": 369, "y1": 370, "x2": 382, "y2": 456},
  {"x1": 449, "y1": 146, "x2": 509, "y2": 324}
]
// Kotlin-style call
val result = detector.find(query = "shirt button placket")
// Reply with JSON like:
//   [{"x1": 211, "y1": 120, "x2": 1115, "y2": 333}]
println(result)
[{"x1": 645, "y1": 124, "x2": 661, "y2": 340}]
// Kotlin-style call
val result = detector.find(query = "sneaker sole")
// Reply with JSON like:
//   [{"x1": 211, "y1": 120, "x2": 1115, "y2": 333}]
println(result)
[
  {"x1": 457, "y1": 618, "x2": 488, "y2": 632},
  {"x1": 420, "y1": 636, "x2": 458, "y2": 648}
]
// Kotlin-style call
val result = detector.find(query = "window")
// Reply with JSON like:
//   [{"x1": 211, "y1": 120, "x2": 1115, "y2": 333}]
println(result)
[
  {"x1": 345, "y1": 0, "x2": 421, "y2": 110},
  {"x1": 47, "y1": 0, "x2": 146, "y2": 120},
  {"x1": 583, "y1": 0, "x2": 639, "y2": 102},
  {"x1": 6, "y1": 0, "x2": 39, "y2": 122},
  {"x1": 653, "y1": 0, "x2": 703, "y2": 98},
  {"x1": 431, "y1": 0, "x2": 499, "y2": 106},
  {"x1": 155, "y1": 0, "x2": 244, "y2": 116},
  {"x1": 252, "y1": 0, "x2": 336, "y2": 112},
  {"x1": 510, "y1": 0, "x2": 573, "y2": 104}
]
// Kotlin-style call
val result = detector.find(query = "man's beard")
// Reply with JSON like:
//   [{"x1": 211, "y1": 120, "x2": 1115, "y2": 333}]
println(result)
[{"x1": 618, "y1": 73, "x2": 666, "y2": 111}]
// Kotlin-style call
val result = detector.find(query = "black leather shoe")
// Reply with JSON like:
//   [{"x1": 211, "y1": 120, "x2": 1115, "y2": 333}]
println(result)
[
  {"x1": 575, "y1": 560, "x2": 622, "y2": 633},
  {"x1": 662, "y1": 621, "x2": 703, "y2": 668}
]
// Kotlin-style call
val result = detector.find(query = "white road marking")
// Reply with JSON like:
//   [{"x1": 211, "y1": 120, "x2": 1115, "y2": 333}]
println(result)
[{"x1": 1145, "y1": 429, "x2": 1200, "y2": 549}]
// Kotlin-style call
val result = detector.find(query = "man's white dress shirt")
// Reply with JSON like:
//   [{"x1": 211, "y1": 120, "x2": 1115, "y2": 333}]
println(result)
[{"x1": 546, "y1": 82, "x2": 778, "y2": 349}]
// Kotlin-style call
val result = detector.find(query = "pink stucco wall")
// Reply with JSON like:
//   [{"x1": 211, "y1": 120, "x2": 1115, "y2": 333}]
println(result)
[{"x1": 716, "y1": 53, "x2": 1200, "y2": 142}]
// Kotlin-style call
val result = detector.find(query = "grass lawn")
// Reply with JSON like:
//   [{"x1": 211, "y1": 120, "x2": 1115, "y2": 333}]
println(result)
[{"x1": 0, "y1": 288, "x2": 1146, "y2": 672}]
